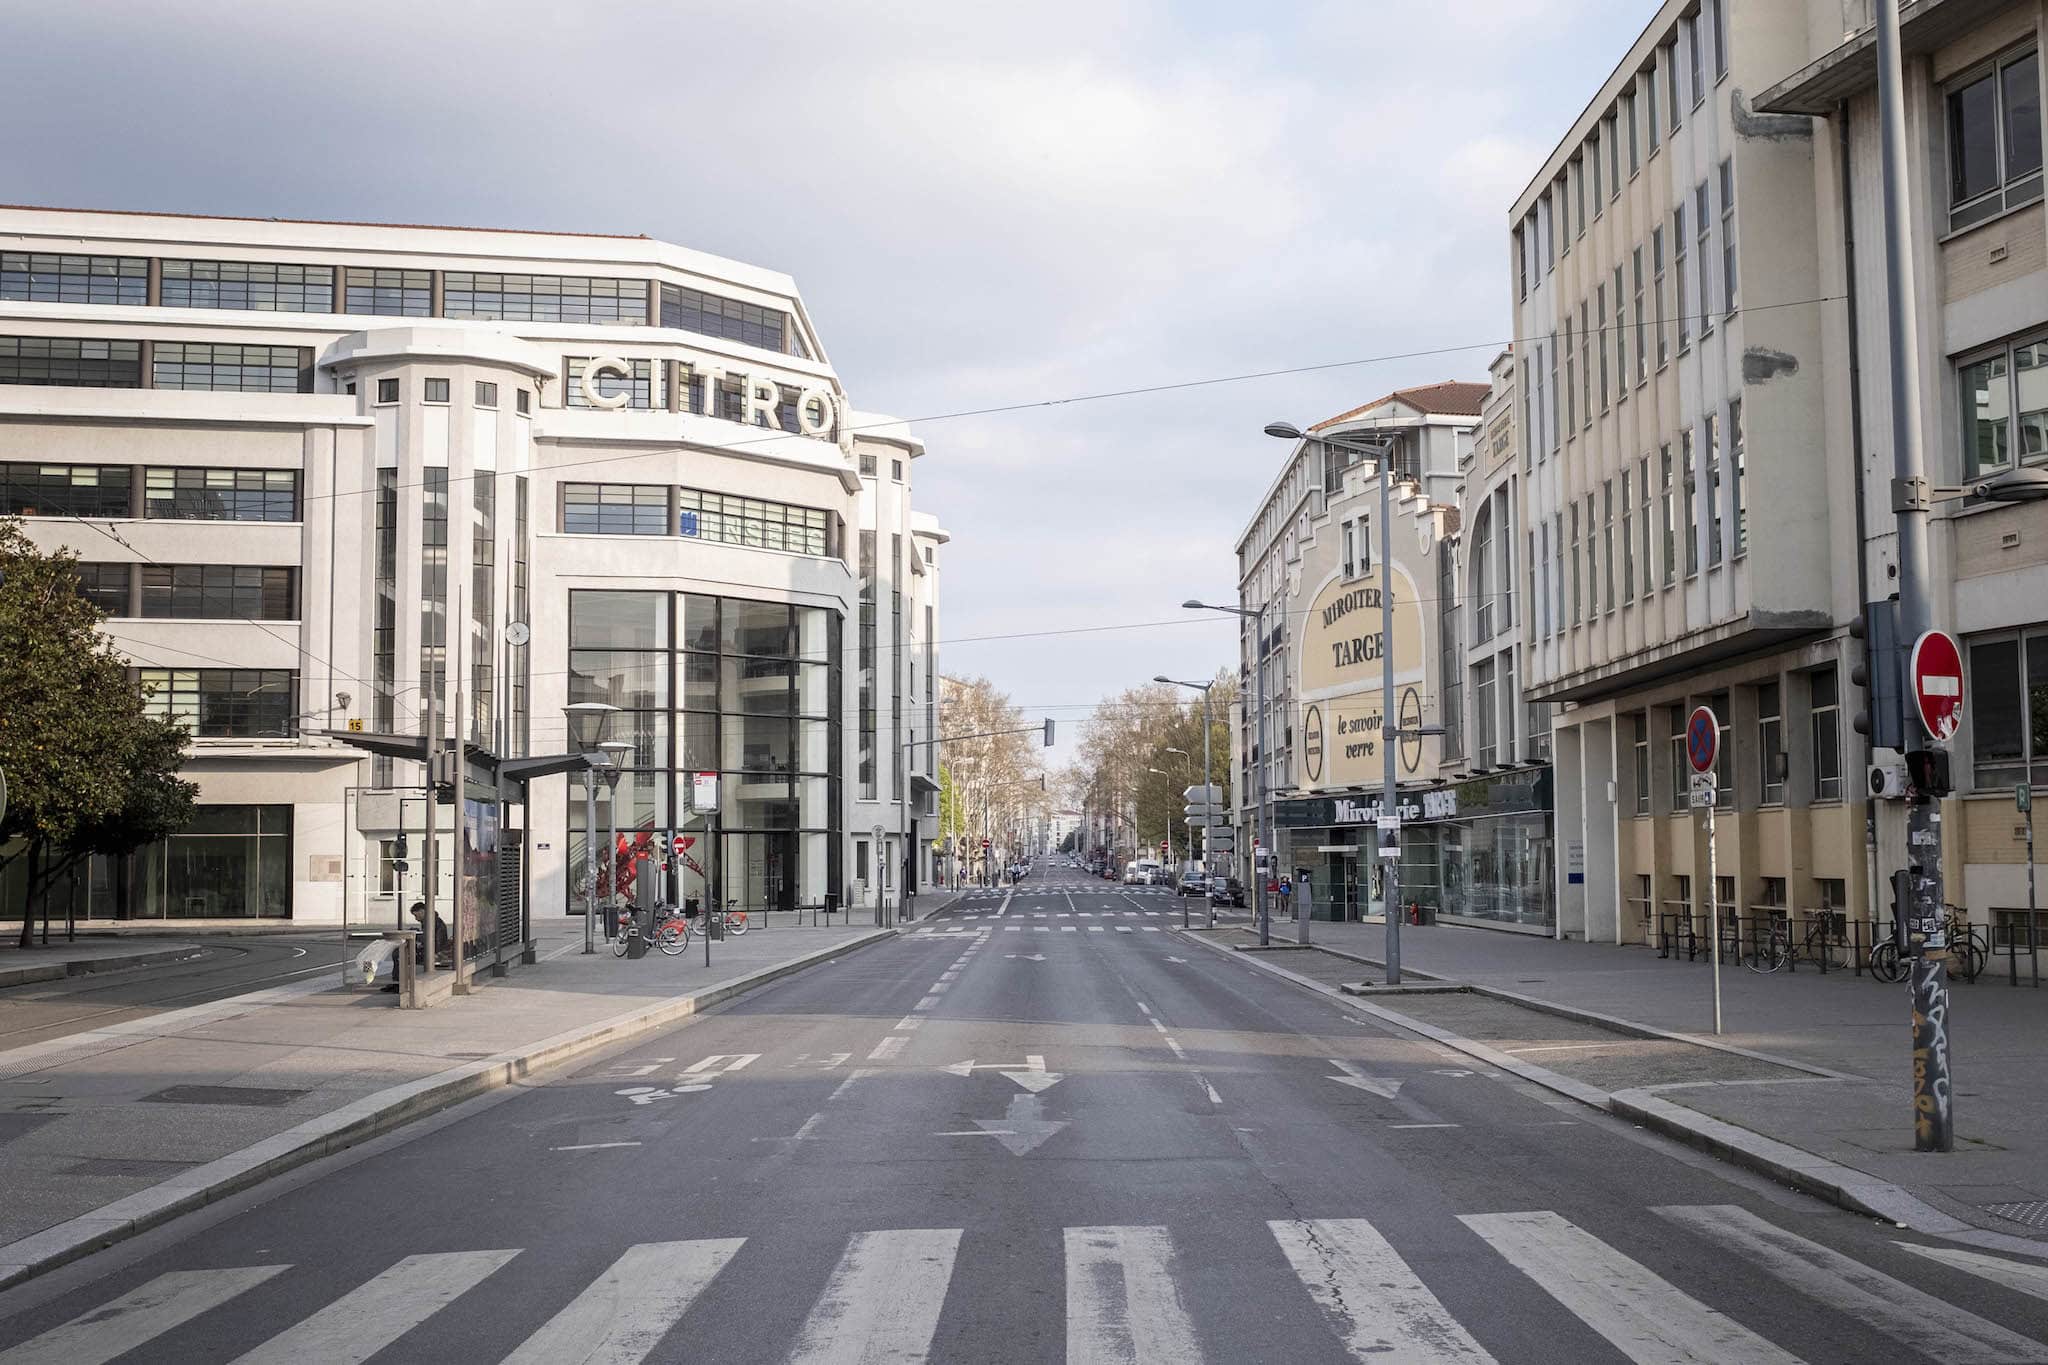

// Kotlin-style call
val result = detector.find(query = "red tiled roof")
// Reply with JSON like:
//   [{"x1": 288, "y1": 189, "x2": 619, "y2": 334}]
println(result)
[
  {"x1": 1310, "y1": 380, "x2": 1491, "y2": 430},
  {"x1": 0, "y1": 203, "x2": 649, "y2": 240}
]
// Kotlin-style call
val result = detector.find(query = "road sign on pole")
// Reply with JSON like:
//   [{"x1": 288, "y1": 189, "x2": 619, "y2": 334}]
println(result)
[
  {"x1": 1910, "y1": 629, "x2": 1965, "y2": 742},
  {"x1": 1686, "y1": 705, "x2": 1724, "y2": 1036},
  {"x1": 1686, "y1": 705, "x2": 1720, "y2": 775}
]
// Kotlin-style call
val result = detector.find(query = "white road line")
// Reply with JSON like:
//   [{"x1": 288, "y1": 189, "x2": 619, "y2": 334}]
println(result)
[
  {"x1": 1035, "y1": 927, "x2": 1050, "y2": 933},
  {"x1": 1655, "y1": 1204, "x2": 2048, "y2": 1363},
  {"x1": 1004, "y1": 926, "x2": 1022, "y2": 933},
  {"x1": 915, "y1": 995, "x2": 941, "y2": 1010},
  {"x1": 896, "y1": 1017, "x2": 923, "y2": 1032},
  {"x1": 1062, "y1": 926, "x2": 1078, "y2": 933},
  {"x1": 551, "y1": 1141, "x2": 644, "y2": 1151},
  {"x1": 788, "y1": 1228, "x2": 962, "y2": 1365},
  {"x1": 1116, "y1": 927, "x2": 1133, "y2": 934},
  {"x1": 1136, "y1": 1003, "x2": 1152, "y2": 1014},
  {"x1": 1201, "y1": 1079, "x2": 1223, "y2": 1104},
  {"x1": 1142, "y1": 927, "x2": 1160, "y2": 933},
  {"x1": 825, "y1": 1068, "x2": 874, "y2": 1104},
  {"x1": 1089, "y1": 926, "x2": 1104, "y2": 933},
  {"x1": 793, "y1": 1112, "x2": 825, "y2": 1140},
  {"x1": 1460, "y1": 1210, "x2": 1798, "y2": 1364},
  {"x1": 232, "y1": 1250, "x2": 517, "y2": 1365},
  {"x1": 1389, "y1": 1123, "x2": 1461, "y2": 1130},
  {"x1": 868, "y1": 1036, "x2": 908, "y2": 1061},
  {"x1": 1064, "y1": 1225, "x2": 1204, "y2": 1365},
  {"x1": 1269, "y1": 1218, "x2": 1494, "y2": 1363},
  {"x1": 0, "y1": 1266, "x2": 287, "y2": 1365},
  {"x1": 1896, "y1": 1242, "x2": 2048, "y2": 1301},
  {"x1": 502, "y1": 1239, "x2": 744, "y2": 1365}
]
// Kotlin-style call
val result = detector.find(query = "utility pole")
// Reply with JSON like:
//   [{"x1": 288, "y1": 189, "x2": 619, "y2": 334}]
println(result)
[
  {"x1": 421, "y1": 683, "x2": 438, "y2": 982},
  {"x1": 1876, "y1": 0, "x2": 1951, "y2": 1152}
]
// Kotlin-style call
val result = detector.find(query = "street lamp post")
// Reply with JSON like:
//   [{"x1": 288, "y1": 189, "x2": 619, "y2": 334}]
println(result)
[
  {"x1": 1265, "y1": 422, "x2": 1445, "y2": 978},
  {"x1": 1156, "y1": 677, "x2": 1217, "y2": 929},
  {"x1": 1146, "y1": 767, "x2": 1171, "y2": 867},
  {"x1": 1184, "y1": 599, "x2": 1272, "y2": 946},
  {"x1": 564, "y1": 703, "x2": 619, "y2": 955}
]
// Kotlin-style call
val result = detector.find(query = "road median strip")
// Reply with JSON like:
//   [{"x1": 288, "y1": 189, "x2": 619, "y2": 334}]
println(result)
[
  {"x1": 0, "y1": 927, "x2": 897, "y2": 1292},
  {"x1": 1175, "y1": 925, "x2": 2048, "y2": 1257}
]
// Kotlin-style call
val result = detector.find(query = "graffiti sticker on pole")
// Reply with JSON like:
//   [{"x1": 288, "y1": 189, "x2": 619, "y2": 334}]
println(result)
[{"x1": 1686, "y1": 705, "x2": 1720, "y2": 775}]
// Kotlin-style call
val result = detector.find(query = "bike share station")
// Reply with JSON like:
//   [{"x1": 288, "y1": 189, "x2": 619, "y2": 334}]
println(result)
[{"x1": 602, "y1": 770, "x2": 732, "y2": 964}]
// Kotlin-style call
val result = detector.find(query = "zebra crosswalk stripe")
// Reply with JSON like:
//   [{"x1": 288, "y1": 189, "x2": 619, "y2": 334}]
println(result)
[
  {"x1": 1459, "y1": 1210, "x2": 1798, "y2": 1364},
  {"x1": 787, "y1": 1228, "x2": 961, "y2": 1365},
  {"x1": 0, "y1": 1266, "x2": 287, "y2": 1365},
  {"x1": 501, "y1": 1238, "x2": 743, "y2": 1365},
  {"x1": 1895, "y1": 1240, "x2": 2048, "y2": 1302},
  {"x1": 231, "y1": 1249, "x2": 517, "y2": 1365},
  {"x1": 1064, "y1": 1225, "x2": 1204, "y2": 1365},
  {"x1": 1268, "y1": 1218, "x2": 1494, "y2": 1363},
  {"x1": 1655, "y1": 1204, "x2": 2048, "y2": 1364}
]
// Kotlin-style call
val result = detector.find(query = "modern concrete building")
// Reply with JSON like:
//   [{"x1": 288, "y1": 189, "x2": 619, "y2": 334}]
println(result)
[
  {"x1": 0, "y1": 204, "x2": 943, "y2": 932},
  {"x1": 1235, "y1": 382, "x2": 1484, "y2": 919},
  {"x1": 1759, "y1": 0, "x2": 2048, "y2": 942},
  {"x1": 1510, "y1": 0, "x2": 1855, "y2": 944}
]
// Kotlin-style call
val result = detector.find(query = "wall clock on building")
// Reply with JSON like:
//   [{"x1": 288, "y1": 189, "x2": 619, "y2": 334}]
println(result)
[{"x1": 505, "y1": 622, "x2": 531, "y2": 647}]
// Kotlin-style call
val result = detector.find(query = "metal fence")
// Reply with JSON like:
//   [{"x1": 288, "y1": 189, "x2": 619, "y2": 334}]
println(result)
[{"x1": 1648, "y1": 907, "x2": 2042, "y2": 987}]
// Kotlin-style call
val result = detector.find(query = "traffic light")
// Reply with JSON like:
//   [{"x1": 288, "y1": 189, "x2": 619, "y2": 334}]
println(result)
[
  {"x1": 1043, "y1": 719, "x2": 1055, "y2": 747},
  {"x1": 1849, "y1": 598, "x2": 1905, "y2": 749},
  {"x1": 1905, "y1": 748, "x2": 1953, "y2": 798},
  {"x1": 429, "y1": 749, "x2": 458, "y2": 796}
]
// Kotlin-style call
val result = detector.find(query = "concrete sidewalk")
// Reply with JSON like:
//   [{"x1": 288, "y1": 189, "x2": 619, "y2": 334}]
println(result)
[
  {"x1": 0, "y1": 938, "x2": 207, "y2": 989},
  {"x1": 0, "y1": 917, "x2": 894, "y2": 1288},
  {"x1": 1189, "y1": 917, "x2": 2048, "y2": 1248}
]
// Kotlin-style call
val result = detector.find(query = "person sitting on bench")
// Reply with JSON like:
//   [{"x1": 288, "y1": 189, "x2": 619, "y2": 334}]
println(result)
[{"x1": 409, "y1": 900, "x2": 454, "y2": 968}]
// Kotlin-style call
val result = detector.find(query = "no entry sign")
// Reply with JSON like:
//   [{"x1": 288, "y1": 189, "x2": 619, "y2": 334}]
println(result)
[
  {"x1": 1686, "y1": 705, "x2": 1720, "y2": 775},
  {"x1": 1911, "y1": 629, "x2": 1965, "y2": 742}
]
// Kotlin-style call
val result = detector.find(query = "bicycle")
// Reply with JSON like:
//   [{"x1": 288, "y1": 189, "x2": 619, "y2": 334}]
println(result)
[
  {"x1": 1744, "y1": 916, "x2": 1792, "y2": 974},
  {"x1": 706, "y1": 899, "x2": 749, "y2": 936},
  {"x1": 1868, "y1": 917, "x2": 1985, "y2": 984},
  {"x1": 612, "y1": 903, "x2": 694, "y2": 958}
]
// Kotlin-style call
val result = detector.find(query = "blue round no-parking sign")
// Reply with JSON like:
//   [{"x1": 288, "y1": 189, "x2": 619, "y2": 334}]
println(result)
[{"x1": 1686, "y1": 706, "x2": 1719, "y2": 775}]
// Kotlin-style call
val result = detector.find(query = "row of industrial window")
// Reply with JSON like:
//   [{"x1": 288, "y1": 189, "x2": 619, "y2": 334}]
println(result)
[
  {"x1": 1530, "y1": 399, "x2": 1746, "y2": 642},
  {"x1": 855, "y1": 452, "x2": 906, "y2": 482},
  {"x1": 72, "y1": 563, "x2": 296, "y2": 620},
  {"x1": 0, "y1": 253, "x2": 812, "y2": 356},
  {"x1": 1625, "y1": 667, "x2": 1841, "y2": 817},
  {"x1": 0, "y1": 337, "x2": 311, "y2": 393},
  {"x1": 2, "y1": 462, "x2": 298, "y2": 521},
  {"x1": 559, "y1": 482, "x2": 834, "y2": 557},
  {"x1": 1514, "y1": 0, "x2": 1729, "y2": 299},
  {"x1": 136, "y1": 668, "x2": 297, "y2": 739},
  {"x1": 1521, "y1": 159, "x2": 1738, "y2": 478},
  {"x1": 362, "y1": 376, "x2": 530, "y2": 414}
]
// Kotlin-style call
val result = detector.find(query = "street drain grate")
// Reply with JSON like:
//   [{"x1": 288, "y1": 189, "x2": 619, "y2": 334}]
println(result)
[
  {"x1": 141, "y1": 1085, "x2": 308, "y2": 1108},
  {"x1": 1984, "y1": 1201, "x2": 2048, "y2": 1228}
]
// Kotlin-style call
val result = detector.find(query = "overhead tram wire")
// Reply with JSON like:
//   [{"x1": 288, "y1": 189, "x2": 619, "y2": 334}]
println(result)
[{"x1": 282, "y1": 290, "x2": 1848, "y2": 510}]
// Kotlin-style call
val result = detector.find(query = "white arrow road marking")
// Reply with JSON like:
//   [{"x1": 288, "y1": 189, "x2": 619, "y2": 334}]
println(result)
[
  {"x1": 1002, "y1": 1069, "x2": 1064, "y2": 1093},
  {"x1": 974, "y1": 1092, "x2": 1068, "y2": 1155},
  {"x1": 1327, "y1": 1058, "x2": 1403, "y2": 1100}
]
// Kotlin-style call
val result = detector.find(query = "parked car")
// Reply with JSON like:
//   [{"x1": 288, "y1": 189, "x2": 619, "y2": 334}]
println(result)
[
  {"x1": 1208, "y1": 876, "x2": 1247, "y2": 908},
  {"x1": 1176, "y1": 871, "x2": 1209, "y2": 897}
]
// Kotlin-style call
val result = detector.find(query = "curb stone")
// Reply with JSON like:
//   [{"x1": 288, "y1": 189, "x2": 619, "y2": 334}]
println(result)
[
  {"x1": 0, "y1": 945, "x2": 207, "y2": 990},
  {"x1": 1174, "y1": 926, "x2": 2048, "y2": 1258},
  {"x1": 0, "y1": 927, "x2": 897, "y2": 1292}
]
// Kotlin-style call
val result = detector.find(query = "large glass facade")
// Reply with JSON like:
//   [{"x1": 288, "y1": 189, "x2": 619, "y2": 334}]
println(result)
[
  {"x1": 136, "y1": 805, "x2": 292, "y2": 917},
  {"x1": 567, "y1": 590, "x2": 841, "y2": 917}
]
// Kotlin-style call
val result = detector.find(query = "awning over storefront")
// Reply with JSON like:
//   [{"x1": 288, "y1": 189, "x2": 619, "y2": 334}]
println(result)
[{"x1": 1273, "y1": 766, "x2": 1552, "y2": 829}]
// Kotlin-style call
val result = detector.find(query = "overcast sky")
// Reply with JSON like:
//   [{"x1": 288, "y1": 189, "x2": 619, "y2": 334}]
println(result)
[{"x1": 1, "y1": 0, "x2": 1648, "y2": 770}]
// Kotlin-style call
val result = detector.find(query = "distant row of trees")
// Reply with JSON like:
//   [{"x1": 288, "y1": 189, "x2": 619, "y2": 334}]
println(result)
[
  {"x1": 934, "y1": 674, "x2": 1048, "y2": 871},
  {"x1": 1065, "y1": 672, "x2": 1236, "y2": 863},
  {"x1": 0, "y1": 520, "x2": 196, "y2": 946}
]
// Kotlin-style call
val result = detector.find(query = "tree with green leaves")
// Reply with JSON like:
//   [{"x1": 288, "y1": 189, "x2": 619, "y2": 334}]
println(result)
[{"x1": 0, "y1": 520, "x2": 196, "y2": 944}]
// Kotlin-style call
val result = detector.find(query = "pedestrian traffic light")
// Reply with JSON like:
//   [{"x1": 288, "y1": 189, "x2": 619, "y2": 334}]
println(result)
[
  {"x1": 1905, "y1": 748, "x2": 1953, "y2": 798},
  {"x1": 1850, "y1": 598, "x2": 1905, "y2": 750}
]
